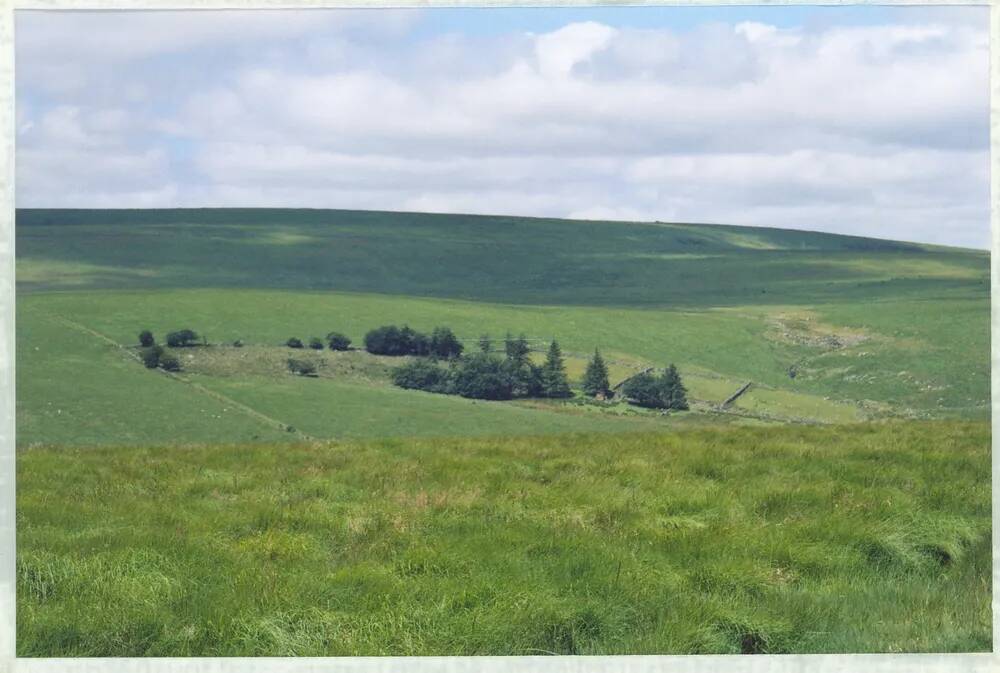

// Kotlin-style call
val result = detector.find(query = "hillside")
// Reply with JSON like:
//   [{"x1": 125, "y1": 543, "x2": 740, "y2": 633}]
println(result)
[{"x1": 14, "y1": 208, "x2": 990, "y2": 446}]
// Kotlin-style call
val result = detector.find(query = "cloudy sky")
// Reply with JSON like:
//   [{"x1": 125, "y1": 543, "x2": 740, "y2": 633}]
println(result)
[{"x1": 15, "y1": 6, "x2": 989, "y2": 248}]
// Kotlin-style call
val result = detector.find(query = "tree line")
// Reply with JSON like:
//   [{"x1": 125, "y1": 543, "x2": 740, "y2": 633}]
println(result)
[{"x1": 136, "y1": 324, "x2": 688, "y2": 410}]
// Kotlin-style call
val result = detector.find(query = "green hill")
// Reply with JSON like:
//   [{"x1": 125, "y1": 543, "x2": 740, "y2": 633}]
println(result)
[{"x1": 15, "y1": 208, "x2": 990, "y2": 446}]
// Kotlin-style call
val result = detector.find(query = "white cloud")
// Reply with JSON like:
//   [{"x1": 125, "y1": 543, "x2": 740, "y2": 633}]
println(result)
[{"x1": 14, "y1": 8, "x2": 990, "y2": 248}]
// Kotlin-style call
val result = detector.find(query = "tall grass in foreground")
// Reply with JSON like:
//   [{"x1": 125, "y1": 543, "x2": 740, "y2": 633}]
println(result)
[{"x1": 17, "y1": 421, "x2": 991, "y2": 655}]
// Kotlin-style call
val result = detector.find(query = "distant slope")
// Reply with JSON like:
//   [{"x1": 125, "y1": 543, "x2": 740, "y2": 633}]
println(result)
[{"x1": 15, "y1": 208, "x2": 988, "y2": 307}]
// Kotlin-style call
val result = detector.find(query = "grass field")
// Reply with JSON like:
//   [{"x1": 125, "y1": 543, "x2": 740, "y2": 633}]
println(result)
[
  {"x1": 14, "y1": 208, "x2": 992, "y2": 654},
  {"x1": 17, "y1": 422, "x2": 991, "y2": 655}
]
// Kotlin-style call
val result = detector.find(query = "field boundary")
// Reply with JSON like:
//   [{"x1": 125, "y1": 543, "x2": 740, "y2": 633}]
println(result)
[{"x1": 41, "y1": 312, "x2": 316, "y2": 441}]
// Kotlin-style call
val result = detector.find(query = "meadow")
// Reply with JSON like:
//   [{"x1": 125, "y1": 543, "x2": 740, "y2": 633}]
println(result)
[
  {"x1": 14, "y1": 208, "x2": 992, "y2": 654},
  {"x1": 16, "y1": 422, "x2": 991, "y2": 656}
]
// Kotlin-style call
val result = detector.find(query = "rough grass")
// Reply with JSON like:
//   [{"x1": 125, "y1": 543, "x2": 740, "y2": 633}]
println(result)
[{"x1": 16, "y1": 421, "x2": 991, "y2": 656}]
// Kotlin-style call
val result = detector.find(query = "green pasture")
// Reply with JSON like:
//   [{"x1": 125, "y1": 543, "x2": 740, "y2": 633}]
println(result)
[{"x1": 17, "y1": 421, "x2": 991, "y2": 655}]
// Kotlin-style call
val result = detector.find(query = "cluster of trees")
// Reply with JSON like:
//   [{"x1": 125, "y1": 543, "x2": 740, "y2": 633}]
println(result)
[
  {"x1": 392, "y1": 334, "x2": 571, "y2": 401},
  {"x1": 364, "y1": 325, "x2": 464, "y2": 359},
  {"x1": 137, "y1": 329, "x2": 198, "y2": 372},
  {"x1": 622, "y1": 365, "x2": 689, "y2": 410},
  {"x1": 287, "y1": 332, "x2": 353, "y2": 351}
]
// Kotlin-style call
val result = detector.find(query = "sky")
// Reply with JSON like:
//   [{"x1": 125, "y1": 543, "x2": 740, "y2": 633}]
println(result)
[{"x1": 15, "y1": 6, "x2": 990, "y2": 248}]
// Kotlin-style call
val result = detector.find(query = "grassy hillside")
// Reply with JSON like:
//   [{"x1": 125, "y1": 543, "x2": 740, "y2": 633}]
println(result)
[
  {"x1": 17, "y1": 422, "x2": 991, "y2": 655},
  {"x1": 14, "y1": 208, "x2": 992, "y2": 655},
  {"x1": 16, "y1": 208, "x2": 987, "y2": 306},
  {"x1": 14, "y1": 208, "x2": 990, "y2": 446}
]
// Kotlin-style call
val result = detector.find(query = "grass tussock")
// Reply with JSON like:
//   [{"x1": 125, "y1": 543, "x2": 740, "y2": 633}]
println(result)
[{"x1": 16, "y1": 420, "x2": 991, "y2": 656}]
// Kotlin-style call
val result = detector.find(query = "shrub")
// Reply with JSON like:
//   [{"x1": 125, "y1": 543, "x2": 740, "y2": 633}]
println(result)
[
  {"x1": 140, "y1": 345, "x2": 163, "y2": 369},
  {"x1": 326, "y1": 332, "x2": 351, "y2": 351},
  {"x1": 286, "y1": 337, "x2": 303, "y2": 349},
  {"x1": 392, "y1": 359, "x2": 451, "y2": 393},
  {"x1": 158, "y1": 353, "x2": 181, "y2": 372},
  {"x1": 308, "y1": 337, "x2": 324, "y2": 350},
  {"x1": 287, "y1": 359, "x2": 317, "y2": 376},
  {"x1": 451, "y1": 353, "x2": 513, "y2": 400},
  {"x1": 138, "y1": 330, "x2": 155, "y2": 348},
  {"x1": 233, "y1": 340, "x2": 244, "y2": 348},
  {"x1": 430, "y1": 327, "x2": 464, "y2": 359},
  {"x1": 165, "y1": 329, "x2": 199, "y2": 348},
  {"x1": 623, "y1": 372, "x2": 665, "y2": 409},
  {"x1": 364, "y1": 325, "x2": 431, "y2": 356}
]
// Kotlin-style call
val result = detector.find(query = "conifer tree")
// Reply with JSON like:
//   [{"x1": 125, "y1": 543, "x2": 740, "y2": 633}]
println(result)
[
  {"x1": 541, "y1": 340, "x2": 572, "y2": 398},
  {"x1": 661, "y1": 363, "x2": 689, "y2": 410},
  {"x1": 582, "y1": 348, "x2": 610, "y2": 397},
  {"x1": 478, "y1": 334, "x2": 492, "y2": 353}
]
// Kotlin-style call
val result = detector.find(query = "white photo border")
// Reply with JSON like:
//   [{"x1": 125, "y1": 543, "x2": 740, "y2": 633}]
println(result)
[{"x1": 0, "y1": 1, "x2": 995, "y2": 672}]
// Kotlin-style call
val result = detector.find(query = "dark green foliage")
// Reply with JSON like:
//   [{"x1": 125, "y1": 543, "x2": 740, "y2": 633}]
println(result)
[
  {"x1": 138, "y1": 330, "x2": 154, "y2": 348},
  {"x1": 478, "y1": 334, "x2": 492, "y2": 354},
  {"x1": 286, "y1": 359, "x2": 317, "y2": 376},
  {"x1": 165, "y1": 329, "x2": 199, "y2": 348},
  {"x1": 158, "y1": 353, "x2": 181, "y2": 372},
  {"x1": 582, "y1": 348, "x2": 610, "y2": 398},
  {"x1": 140, "y1": 345, "x2": 163, "y2": 369},
  {"x1": 392, "y1": 359, "x2": 452, "y2": 393},
  {"x1": 541, "y1": 340, "x2": 572, "y2": 398},
  {"x1": 326, "y1": 332, "x2": 351, "y2": 351},
  {"x1": 504, "y1": 333, "x2": 530, "y2": 366},
  {"x1": 286, "y1": 337, "x2": 303, "y2": 349},
  {"x1": 364, "y1": 325, "x2": 432, "y2": 356},
  {"x1": 661, "y1": 364, "x2": 689, "y2": 411},
  {"x1": 622, "y1": 372, "x2": 664, "y2": 408},
  {"x1": 232, "y1": 340, "x2": 244, "y2": 348},
  {"x1": 451, "y1": 353, "x2": 513, "y2": 400},
  {"x1": 622, "y1": 366, "x2": 689, "y2": 410},
  {"x1": 308, "y1": 337, "x2": 324, "y2": 350},
  {"x1": 430, "y1": 327, "x2": 464, "y2": 359}
]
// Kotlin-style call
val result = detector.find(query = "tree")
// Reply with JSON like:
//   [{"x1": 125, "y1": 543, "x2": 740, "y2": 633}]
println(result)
[
  {"x1": 308, "y1": 337, "x2": 324, "y2": 350},
  {"x1": 430, "y1": 327, "x2": 463, "y2": 359},
  {"x1": 326, "y1": 332, "x2": 351, "y2": 351},
  {"x1": 660, "y1": 364, "x2": 689, "y2": 411},
  {"x1": 138, "y1": 330, "x2": 155, "y2": 348},
  {"x1": 233, "y1": 339, "x2": 244, "y2": 348},
  {"x1": 623, "y1": 372, "x2": 664, "y2": 409},
  {"x1": 286, "y1": 337, "x2": 304, "y2": 349},
  {"x1": 504, "y1": 333, "x2": 530, "y2": 366},
  {"x1": 541, "y1": 340, "x2": 572, "y2": 398},
  {"x1": 582, "y1": 348, "x2": 610, "y2": 398},
  {"x1": 140, "y1": 345, "x2": 163, "y2": 369},
  {"x1": 478, "y1": 334, "x2": 492, "y2": 354},
  {"x1": 287, "y1": 359, "x2": 317, "y2": 376},
  {"x1": 165, "y1": 329, "x2": 199, "y2": 347},
  {"x1": 158, "y1": 353, "x2": 181, "y2": 372}
]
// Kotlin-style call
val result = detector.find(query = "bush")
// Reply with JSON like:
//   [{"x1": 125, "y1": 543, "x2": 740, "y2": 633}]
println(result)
[
  {"x1": 326, "y1": 332, "x2": 351, "y2": 351},
  {"x1": 140, "y1": 345, "x2": 163, "y2": 369},
  {"x1": 623, "y1": 372, "x2": 665, "y2": 409},
  {"x1": 364, "y1": 325, "x2": 431, "y2": 356},
  {"x1": 287, "y1": 359, "x2": 317, "y2": 376},
  {"x1": 233, "y1": 340, "x2": 244, "y2": 348},
  {"x1": 430, "y1": 327, "x2": 464, "y2": 359},
  {"x1": 138, "y1": 330, "x2": 155, "y2": 348},
  {"x1": 158, "y1": 353, "x2": 181, "y2": 372},
  {"x1": 308, "y1": 337, "x2": 324, "y2": 350},
  {"x1": 165, "y1": 329, "x2": 199, "y2": 348},
  {"x1": 392, "y1": 359, "x2": 451, "y2": 393},
  {"x1": 451, "y1": 353, "x2": 513, "y2": 400},
  {"x1": 286, "y1": 337, "x2": 303, "y2": 349}
]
